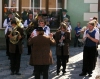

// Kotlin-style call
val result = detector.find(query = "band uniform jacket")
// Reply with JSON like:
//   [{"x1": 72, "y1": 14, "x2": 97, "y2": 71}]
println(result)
[
  {"x1": 28, "y1": 35, "x2": 55, "y2": 66},
  {"x1": 55, "y1": 31, "x2": 71, "y2": 56},
  {"x1": 6, "y1": 26, "x2": 25, "y2": 54}
]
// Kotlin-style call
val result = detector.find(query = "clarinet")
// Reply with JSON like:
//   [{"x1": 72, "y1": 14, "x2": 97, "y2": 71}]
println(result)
[{"x1": 58, "y1": 31, "x2": 65, "y2": 46}]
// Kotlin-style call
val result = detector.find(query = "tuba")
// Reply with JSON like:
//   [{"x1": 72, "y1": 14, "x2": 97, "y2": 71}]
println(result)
[
  {"x1": 15, "y1": 12, "x2": 24, "y2": 28},
  {"x1": 10, "y1": 26, "x2": 21, "y2": 44},
  {"x1": 15, "y1": 17, "x2": 24, "y2": 28}
]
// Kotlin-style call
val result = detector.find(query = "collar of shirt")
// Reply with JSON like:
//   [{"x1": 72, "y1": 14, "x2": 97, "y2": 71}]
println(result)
[
  {"x1": 43, "y1": 25, "x2": 47, "y2": 29},
  {"x1": 63, "y1": 14, "x2": 66, "y2": 17},
  {"x1": 29, "y1": 19, "x2": 32, "y2": 21},
  {"x1": 88, "y1": 29, "x2": 95, "y2": 33}
]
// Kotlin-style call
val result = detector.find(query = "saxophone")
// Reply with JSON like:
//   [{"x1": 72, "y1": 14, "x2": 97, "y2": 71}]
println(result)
[{"x1": 9, "y1": 26, "x2": 21, "y2": 44}]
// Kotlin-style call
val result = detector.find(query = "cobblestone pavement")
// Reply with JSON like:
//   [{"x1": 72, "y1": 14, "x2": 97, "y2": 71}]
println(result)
[{"x1": 0, "y1": 45, "x2": 100, "y2": 79}]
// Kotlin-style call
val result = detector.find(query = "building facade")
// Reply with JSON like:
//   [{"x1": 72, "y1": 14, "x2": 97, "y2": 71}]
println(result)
[{"x1": 0, "y1": 0, "x2": 99, "y2": 38}]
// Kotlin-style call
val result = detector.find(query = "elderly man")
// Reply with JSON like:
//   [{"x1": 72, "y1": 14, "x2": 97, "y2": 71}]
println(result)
[{"x1": 28, "y1": 27, "x2": 55, "y2": 79}]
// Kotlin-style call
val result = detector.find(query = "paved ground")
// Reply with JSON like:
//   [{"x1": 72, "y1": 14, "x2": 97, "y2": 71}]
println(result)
[{"x1": 0, "y1": 45, "x2": 100, "y2": 79}]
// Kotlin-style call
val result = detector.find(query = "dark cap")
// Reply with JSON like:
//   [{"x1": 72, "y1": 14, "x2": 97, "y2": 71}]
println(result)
[
  {"x1": 36, "y1": 27, "x2": 44, "y2": 31},
  {"x1": 62, "y1": 9, "x2": 67, "y2": 12}
]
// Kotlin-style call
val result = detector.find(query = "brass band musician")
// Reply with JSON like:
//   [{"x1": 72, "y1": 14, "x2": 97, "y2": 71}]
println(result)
[
  {"x1": 24, "y1": 13, "x2": 35, "y2": 55},
  {"x1": 3, "y1": 12, "x2": 13, "y2": 58},
  {"x1": 6, "y1": 19, "x2": 24, "y2": 75},
  {"x1": 54, "y1": 23, "x2": 71, "y2": 75}
]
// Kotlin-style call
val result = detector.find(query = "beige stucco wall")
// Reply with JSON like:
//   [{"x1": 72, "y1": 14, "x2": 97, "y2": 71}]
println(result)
[{"x1": 22, "y1": 0, "x2": 30, "y2": 8}]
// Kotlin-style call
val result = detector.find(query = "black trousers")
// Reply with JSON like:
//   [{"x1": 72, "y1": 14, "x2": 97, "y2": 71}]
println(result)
[
  {"x1": 27, "y1": 35, "x2": 31, "y2": 54},
  {"x1": 57, "y1": 55, "x2": 67, "y2": 73},
  {"x1": 6, "y1": 38, "x2": 10, "y2": 56},
  {"x1": 10, "y1": 47, "x2": 21, "y2": 73},
  {"x1": 34, "y1": 65, "x2": 49, "y2": 79},
  {"x1": 82, "y1": 46, "x2": 97, "y2": 74},
  {"x1": 74, "y1": 35, "x2": 81, "y2": 47}
]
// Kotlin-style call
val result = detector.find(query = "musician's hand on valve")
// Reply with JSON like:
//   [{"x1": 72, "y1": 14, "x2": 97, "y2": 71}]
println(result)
[
  {"x1": 61, "y1": 36, "x2": 65, "y2": 40},
  {"x1": 86, "y1": 34, "x2": 90, "y2": 38}
]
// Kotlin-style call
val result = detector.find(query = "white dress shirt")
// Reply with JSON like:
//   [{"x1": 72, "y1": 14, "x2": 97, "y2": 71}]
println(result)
[
  {"x1": 24, "y1": 19, "x2": 31, "y2": 28},
  {"x1": 67, "y1": 25, "x2": 72, "y2": 32},
  {"x1": 83, "y1": 29, "x2": 99, "y2": 41},
  {"x1": 3, "y1": 18, "x2": 11, "y2": 28},
  {"x1": 31, "y1": 25, "x2": 50, "y2": 38},
  {"x1": 3, "y1": 18, "x2": 11, "y2": 34}
]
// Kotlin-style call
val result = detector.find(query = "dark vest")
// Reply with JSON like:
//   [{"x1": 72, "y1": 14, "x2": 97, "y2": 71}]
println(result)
[
  {"x1": 7, "y1": 17, "x2": 10, "y2": 23},
  {"x1": 85, "y1": 30, "x2": 96, "y2": 47},
  {"x1": 27, "y1": 19, "x2": 31, "y2": 25},
  {"x1": 43, "y1": 27, "x2": 47, "y2": 32}
]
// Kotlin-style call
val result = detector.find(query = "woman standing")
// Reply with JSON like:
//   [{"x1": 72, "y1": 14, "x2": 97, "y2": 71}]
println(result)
[
  {"x1": 55, "y1": 23, "x2": 71, "y2": 75},
  {"x1": 79, "y1": 21, "x2": 99, "y2": 77}
]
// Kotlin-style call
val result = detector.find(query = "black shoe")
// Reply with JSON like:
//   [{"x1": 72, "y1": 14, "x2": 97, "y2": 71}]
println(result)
[
  {"x1": 10, "y1": 72, "x2": 14, "y2": 75},
  {"x1": 15, "y1": 72, "x2": 21, "y2": 75},
  {"x1": 79, "y1": 72, "x2": 87, "y2": 76},
  {"x1": 62, "y1": 71, "x2": 66, "y2": 75},
  {"x1": 88, "y1": 74, "x2": 92, "y2": 77},
  {"x1": 57, "y1": 71, "x2": 60, "y2": 75},
  {"x1": 57, "y1": 72, "x2": 59, "y2": 75}
]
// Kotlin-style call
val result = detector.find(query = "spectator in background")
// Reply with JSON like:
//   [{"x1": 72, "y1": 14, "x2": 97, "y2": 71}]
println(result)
[
  {"x1": 63, "y1": 18, "x2": 72, "y2": 32},
  {"x1": 21, "y1": 9, "x2": 28, "y2": 22},
  {"x1": 61, "y1": 9, "x2": 70, "y2": 23},
  {"x1": 74, "y1": 22, "x2": 82, "y2": 47},
  {"x1": 93, "y1": 17, "x2": 100, "y2": 29}
]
